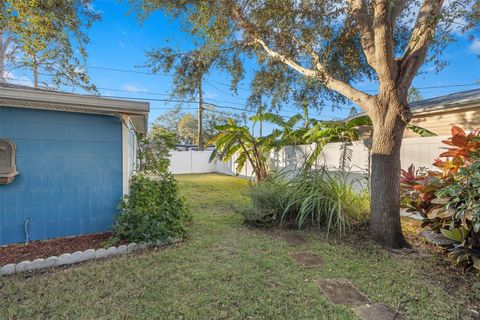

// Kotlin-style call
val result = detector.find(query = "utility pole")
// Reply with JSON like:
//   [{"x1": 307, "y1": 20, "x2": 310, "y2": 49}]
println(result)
[
  {"x1": 197, "y1": 75, "x2": 204, "y2": 150},
  {"x1": 33, "y1": 54, "x2": 39, "y2": 88}
]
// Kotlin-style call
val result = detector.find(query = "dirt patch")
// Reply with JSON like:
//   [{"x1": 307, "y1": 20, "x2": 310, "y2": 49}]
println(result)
[
  {"x1": 280, "y1": 233, "x2": 308, "y2": 246},
  {"x1": 352, "y1": 303, "x2": 404, "y2": 320},
  {"x1": 0, "y1": 233, "x2": 121, "y2": 265},
  {"x1": 318, "y1": 278, "x2": 370, "y2": 306},
  {"x1": 291, "y1": 251, "x2": 324, "y2": 268}
]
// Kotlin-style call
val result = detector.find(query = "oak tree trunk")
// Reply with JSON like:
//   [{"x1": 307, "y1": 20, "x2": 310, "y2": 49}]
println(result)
[{"x1": 368, "y1": 95, "x2": 410, "y2": 248}]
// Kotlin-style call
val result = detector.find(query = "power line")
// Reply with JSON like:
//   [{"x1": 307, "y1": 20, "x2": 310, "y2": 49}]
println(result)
[
  {"x1": 7, "y1": 72, "x2": 479, "y2": 118},
  {"x1": 88, "y1": 66, "x2": 171, "y2": 77},
  {"x1": 33, "y1": 63, "x2": 480, "y2": 95}
]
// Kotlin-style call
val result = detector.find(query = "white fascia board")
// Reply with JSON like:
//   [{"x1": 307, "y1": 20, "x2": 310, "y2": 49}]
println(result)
[
  {"x1": 0, "y1": 87, "x2": 150, "y2": 134},
  {"x1": 0, "y1": 87, "x2": 149, "y2": 114}
]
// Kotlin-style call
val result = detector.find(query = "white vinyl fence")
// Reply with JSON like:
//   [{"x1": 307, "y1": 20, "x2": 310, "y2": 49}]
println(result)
[{"x1": 169, "y1": 135, "x2": 449, "y2": 178}]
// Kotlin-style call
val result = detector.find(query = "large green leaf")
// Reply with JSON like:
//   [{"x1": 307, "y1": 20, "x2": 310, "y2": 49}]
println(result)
[
  {"x1": 406, "y1": 124, "x2": 437, "y2": 137},
  {"x1": 345, "y1": 115, "x2": 372, "y2": 128},
  {"x1": 440, "y1": 227, "x2": 467, "y2": 243},
  {"x1": 250, "y1": 112, "x2": 285, "y2": 126}
]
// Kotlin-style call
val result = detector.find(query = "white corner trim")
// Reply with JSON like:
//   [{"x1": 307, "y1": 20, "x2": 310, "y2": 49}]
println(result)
[{"x1": 121, "y1": 115, "x2": 130, "y2": 195}]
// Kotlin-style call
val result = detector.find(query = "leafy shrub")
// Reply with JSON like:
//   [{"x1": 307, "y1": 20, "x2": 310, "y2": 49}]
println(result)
[
  {"x1": 401, "y1": 126, "x2": 480, "y2": 271},
  {"x1": 137, "y1": 125, "x2": 177, "y2": 174},
  {"x1": 112, "y1": 173, "x2": 191, "y2": 243},
  {"x1": 241, "y1": 168, "x2": 369, "y2": 236}
]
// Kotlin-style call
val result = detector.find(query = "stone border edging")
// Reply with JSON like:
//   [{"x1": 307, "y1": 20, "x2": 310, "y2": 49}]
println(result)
[{"x1": 0, "y1": 237, "x2": 182, "y2": 276}]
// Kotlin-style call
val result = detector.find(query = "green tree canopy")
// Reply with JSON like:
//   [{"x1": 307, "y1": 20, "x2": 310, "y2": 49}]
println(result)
[
  {"x1": 154, "y1": 107, "x2": 241, "y2": 145},
  {"x1": 1, "y1": 0, "x2": 100, "y2": 90}
]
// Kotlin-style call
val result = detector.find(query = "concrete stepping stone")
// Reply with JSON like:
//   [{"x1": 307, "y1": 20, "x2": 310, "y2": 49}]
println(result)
[
  {"x1": 420, "y1": 230, "x2": 456, "y2": 247},
  {"x1": 281, "y1": 233, "x2": 308, "y2": 246},
  {"x1": 318, "y1": 278, "x2": 370, "y2": 306},
  {"x1": 352, "y1": 303, "x2": 404, "y2": 320},
  {"x1": 291, "y1": 251, "x2": 324, "y2": 268}
]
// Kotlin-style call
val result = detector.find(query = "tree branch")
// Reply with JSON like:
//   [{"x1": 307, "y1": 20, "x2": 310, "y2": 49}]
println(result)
[
  {"x1": 348, "y1": 0, "x2": 376, "y2": 68},
  {"x1": 252, "y1": 35, "x2": 317, "y2": 77},
  {"x1": 390, "y1": 0, "x2": 409, "y2": 21},
  {"x1": 373, "y1": 0, "x2": 397, "y2": 85},
  {"x1": 232, "y1": 6, "x2": 374, "y2": 110},
  {"x1": 399, "y1": 0, "x2": 444, "y2": 90}
]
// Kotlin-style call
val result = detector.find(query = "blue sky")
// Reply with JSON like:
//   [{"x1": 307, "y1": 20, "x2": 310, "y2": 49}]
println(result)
[{"x1": 8, "y1": 1, "x2": 480, "y2": 135}]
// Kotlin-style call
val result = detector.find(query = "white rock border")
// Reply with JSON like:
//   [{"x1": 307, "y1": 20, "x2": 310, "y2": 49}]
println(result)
[{"x1": 0, "y1": 237, "x2": 183, "y2": 276}]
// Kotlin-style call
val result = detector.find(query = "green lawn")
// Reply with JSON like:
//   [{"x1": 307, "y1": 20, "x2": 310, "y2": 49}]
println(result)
[{"x1": 1, "y1": 173, "x2": 478, "y2": 319}]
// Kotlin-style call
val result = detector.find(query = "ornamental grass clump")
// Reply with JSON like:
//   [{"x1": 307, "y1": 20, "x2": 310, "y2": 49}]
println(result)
[
  {"x1": 241, "y1": 167, "x2": 369, "y2": 237},
  {"x1": 283, "y1": 169, "x2": 369, "y2": 237},
  {"x1": 240, "y1": 170, "x2": 291, "y2": 225}
]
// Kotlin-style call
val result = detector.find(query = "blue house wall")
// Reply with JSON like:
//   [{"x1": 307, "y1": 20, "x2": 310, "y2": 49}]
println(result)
[{"x1": 0, "y1": 106, "x2": 123, "y2": 245}]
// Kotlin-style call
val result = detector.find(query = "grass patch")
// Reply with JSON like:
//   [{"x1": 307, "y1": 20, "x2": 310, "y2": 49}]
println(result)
[{"x1": 0, "y1": 173, "x2": 478, "y2": 319}]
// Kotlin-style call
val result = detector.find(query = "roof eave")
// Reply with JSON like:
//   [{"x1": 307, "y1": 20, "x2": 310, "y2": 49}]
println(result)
[{"x1": 0, "y1": 86, "x2": 150, "y2": 134}]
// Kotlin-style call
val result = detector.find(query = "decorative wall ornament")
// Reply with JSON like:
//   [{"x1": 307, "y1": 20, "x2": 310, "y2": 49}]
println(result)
[{"x1": 0, "y1": 139, "x2": 19, "y2": 184}]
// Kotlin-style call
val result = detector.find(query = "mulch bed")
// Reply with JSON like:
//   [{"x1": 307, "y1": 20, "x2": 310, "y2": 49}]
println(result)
[{"x1": 0, "y1": 232, "x2": 121, "y2": 266}]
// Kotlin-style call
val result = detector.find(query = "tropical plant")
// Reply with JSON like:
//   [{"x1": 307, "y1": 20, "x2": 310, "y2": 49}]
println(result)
[
  {"x1": 211, "y1": 111, "x2": 319, "y2": 180},
  {"x1": 209, "y1": 118, "x2": 271, "y2": 181},
  {"x1": 112, "y1": 173, "x2": 191, "y2": 243},
  {"x1": 401, "y1": 126, "x2": 480, "y2": 271},
  {"x1": 301, "y1": 115, "x2": 436, "y2": 167},
  {"x1": 251, "y1": 111, "x2": 315, "y2": 148}
]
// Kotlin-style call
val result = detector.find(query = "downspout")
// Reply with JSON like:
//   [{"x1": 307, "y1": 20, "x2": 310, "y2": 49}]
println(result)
[{"x1": 24, "y1": 217, "x2": 30, "y2": 244}]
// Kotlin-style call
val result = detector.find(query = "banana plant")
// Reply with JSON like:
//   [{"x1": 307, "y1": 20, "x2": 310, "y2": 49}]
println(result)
[
  {"x1": 302, "y1": 115, "x2": 436, "y2": 166},
  {"x1": 209, "y1": 113, "x2": 435, "y2": 180},
  {"x1": 208, "y1": 118, "x2": 271, "y2": 181}
]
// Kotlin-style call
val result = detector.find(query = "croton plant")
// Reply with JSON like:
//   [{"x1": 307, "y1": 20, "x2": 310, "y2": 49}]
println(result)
[{"x1": 400, "y1": 126, "x2": 480, "y2": 271}]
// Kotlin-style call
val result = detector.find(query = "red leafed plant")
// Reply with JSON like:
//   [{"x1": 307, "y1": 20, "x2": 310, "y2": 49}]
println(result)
[
  {"x1": 436, "y1": 126, "x2": 480, "y2": 169},
  {"x1": 401, "y1": 126, "x2": 480, "y2": 223},
  {"x1": 401, "y1": 126, "x2": 480, "y2": 271},
  {"x1": 400, "y1": 164, "x2": 444, "y2": 220}
]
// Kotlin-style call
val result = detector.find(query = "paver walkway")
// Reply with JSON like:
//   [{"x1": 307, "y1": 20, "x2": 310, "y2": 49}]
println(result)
[
  {"x1": 318, "y1": 278, "x2": 370, "y2": 306},
  {"x1": 290, "y1": 251, "x2": 324, "y2": 268},
  {"x1": 287, "y1": 236, "x2": 404, "y2": 319}
]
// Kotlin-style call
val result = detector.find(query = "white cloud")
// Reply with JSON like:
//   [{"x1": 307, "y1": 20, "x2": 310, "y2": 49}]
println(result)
[
  {"x1": 86, "y1": 3, "x2": 102, "y2": 14},
  {"x1": 2, "y1": 70, "x2": 33, "y2": 87},
  {"x1": 121, "y1": 83, "x2": 148, "y2": 93},
  {"x1": 469, "y1": 39, "x2": 480, "y2": 55}
]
